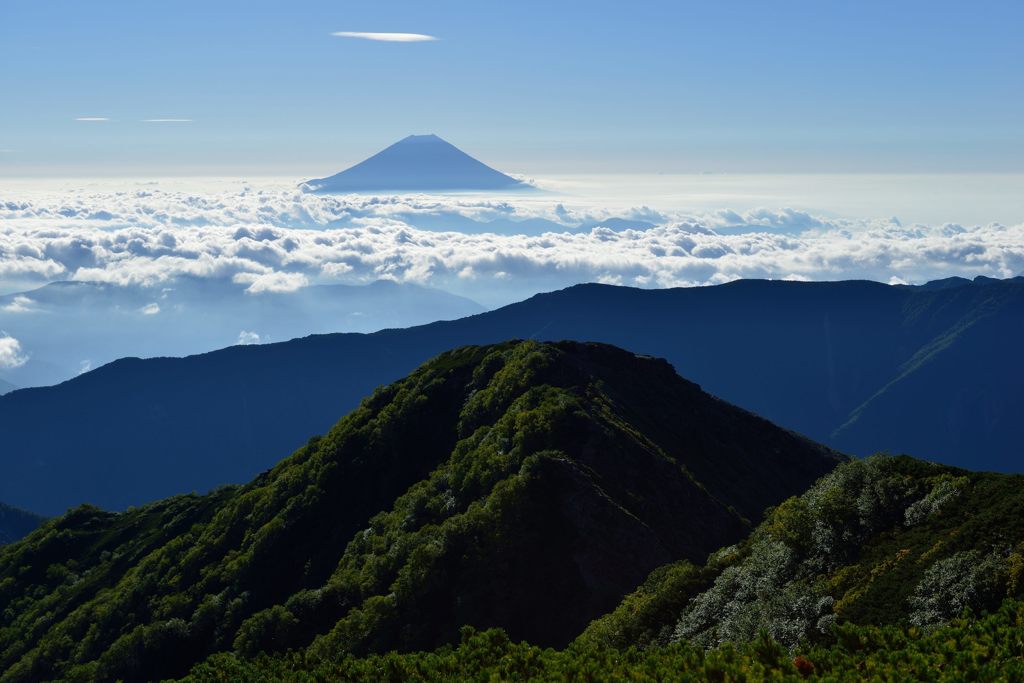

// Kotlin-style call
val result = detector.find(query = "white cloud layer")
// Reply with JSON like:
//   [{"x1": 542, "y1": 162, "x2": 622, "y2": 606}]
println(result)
[
  {"x1": 0, "y1": 182, "x2": 1021, "y2": 307},
  {"x1": 0, "y1": 334, "x2": 28, "y2": 369},
  {"x1": 331, "y1": 31, "x2": 437, "y2": 42},
  {"x1": 3, "y1": 296, "x2": 36, "y2": 313},
  {"x1": 236, "y1": 330, "x2": 261, "y2": 345},
  {"x1": 233, "y1": 271, "x2": 309, "y2": 294},
  {"x1": 75, "y1": 117, "x2": 109, "y2": 122}
]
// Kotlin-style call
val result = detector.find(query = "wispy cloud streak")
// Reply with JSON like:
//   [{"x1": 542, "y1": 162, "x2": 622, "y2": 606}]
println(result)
[{"x1": 331, "y1": 31, "x2": 437, "y2": 42}]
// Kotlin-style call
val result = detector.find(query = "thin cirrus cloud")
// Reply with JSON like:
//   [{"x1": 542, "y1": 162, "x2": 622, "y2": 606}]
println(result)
[
  {"x1": 74, "y1": 117, "x2": 194, "y2": 124},
  {"x1": 331, "y1": 31, "x2": 437, "y2": 42}
]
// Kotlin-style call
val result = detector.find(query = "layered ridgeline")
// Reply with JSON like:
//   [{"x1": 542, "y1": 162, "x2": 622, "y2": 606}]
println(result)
[
  {"x1": 2, "y1": 275, "x2": 1021, "y2": 515},
  {"x1": 0, "y1": 341, "x2": 839, "y2": 683},
  {"x1": 0, "y1": 503, "x2": 42, "y2": 545}
]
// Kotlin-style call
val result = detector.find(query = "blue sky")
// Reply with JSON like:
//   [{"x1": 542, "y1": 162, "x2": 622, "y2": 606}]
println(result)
[{"x1": 1, "y1": 0, "x2": 1022, "y2": 175}]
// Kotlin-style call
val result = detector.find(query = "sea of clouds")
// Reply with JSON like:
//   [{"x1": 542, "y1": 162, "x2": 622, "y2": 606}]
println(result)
[{"x1": 1, "y1": 181, "x2": 1022, "y2": 309}]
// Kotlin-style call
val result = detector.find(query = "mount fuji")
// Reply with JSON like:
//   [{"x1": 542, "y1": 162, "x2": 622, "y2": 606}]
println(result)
[{"x1": 302, "y1": 134, "x2": 530, "y2": 193}]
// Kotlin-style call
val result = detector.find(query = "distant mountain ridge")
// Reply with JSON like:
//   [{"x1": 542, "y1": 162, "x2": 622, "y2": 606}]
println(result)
[
  {"x1": 302, "y1": 134, "x2": 529, "y2": 193},
  {"x1": 0, "y1": 275, "x2": 1021, "y2": 515},
  {"x1": 0, "y1": 503, "x2": 42, "y2": 545},
  {"x1": 0, "y1": 341, "x2": 840, "y2": 682},
  {"x1": 0, "y1": 277, "x2": 483, "y2": 388}
]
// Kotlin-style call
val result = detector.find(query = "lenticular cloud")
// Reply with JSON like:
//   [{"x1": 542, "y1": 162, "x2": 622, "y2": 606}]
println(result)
[
  {"x1": 0, "y1": 181, "x2": 1021, "y2": 306},
  {"x1": 331, "y1": 32, "x2": 437, "y2": 42}
]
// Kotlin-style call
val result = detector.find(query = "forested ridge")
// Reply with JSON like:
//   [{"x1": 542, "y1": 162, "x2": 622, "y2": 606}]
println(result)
[
  {"x1": 0, "y1": 341, "x2": 838, "y2": 681},
  {"x1": 3, "y1": 341, "x2": 1022, "y2": 681}
]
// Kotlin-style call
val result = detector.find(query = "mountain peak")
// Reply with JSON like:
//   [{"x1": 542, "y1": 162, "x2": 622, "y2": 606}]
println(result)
[
  {"x1": 302, "y1": 134, "x2": 529, "y2": 193},
  {"x1": 0, "y1": 340, "x2": 840, "y2": 679}
]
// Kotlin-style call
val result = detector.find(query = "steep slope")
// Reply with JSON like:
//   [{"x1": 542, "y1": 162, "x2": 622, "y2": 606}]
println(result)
[
  {"x1": 0, "y1": 503, "x2": 42, "y2": 545},
  {"x1": 1, "y1": 276, "x2": 1020, "y2": 515},
  {"x1": 831, "y1": 285, "x2": 1024, "y2": 470},
  {"x1": 580, "y1": 455, "x2": 1024, "y2": 650},
  {"x1": 302, "y1": 134, "x2": 527, "y2": 192},
  {"x1": 0, "y1": 341, "x2": 840, "y2": 683}
]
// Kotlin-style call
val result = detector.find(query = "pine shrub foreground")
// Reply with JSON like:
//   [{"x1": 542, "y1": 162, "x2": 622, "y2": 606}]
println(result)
[{"x1": 184, "y1": 599, "x2": 1024, "y2": 682}]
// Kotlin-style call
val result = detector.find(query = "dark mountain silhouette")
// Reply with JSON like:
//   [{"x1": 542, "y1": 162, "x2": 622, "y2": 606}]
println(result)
[
  {"x1": 0, "y1": 276, "x2": 1021, "y2": 515},
  {"x1": 830, "y1": 288, "x2": 1024, "y2": 461},
  {"x1": 301, "y1": 134, "x2": 529, "y2": 193},
  {"x1": 0, "y1": 502, "x2": 42, "y2": 545},
  {"x1": 0, "y1": 341, "x2": 840, "y2": 682},
  {"x1": 0, "y1": 379, "x2": 15, "y2": 396}
]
